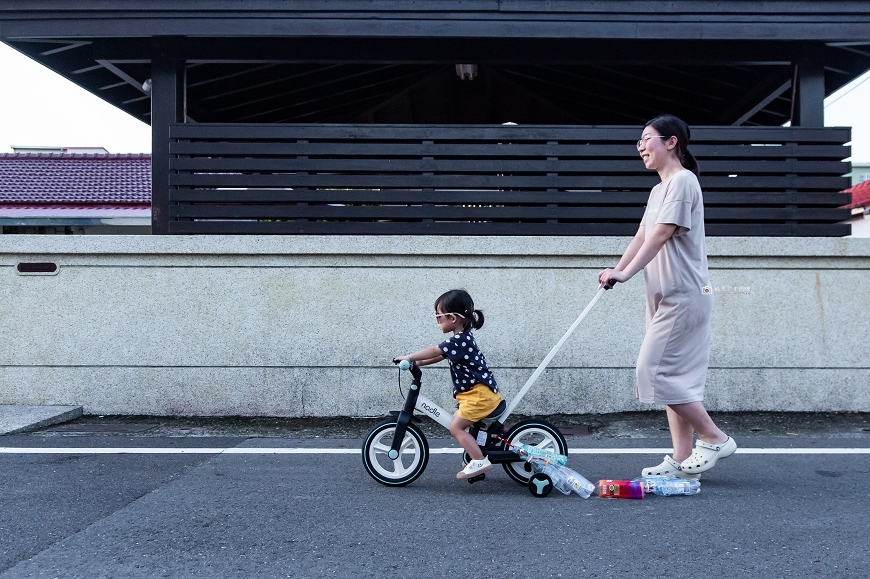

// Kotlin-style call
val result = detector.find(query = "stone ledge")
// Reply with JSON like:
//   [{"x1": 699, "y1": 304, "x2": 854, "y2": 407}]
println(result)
[{"x1": 0, "y1": 235, "x2": 868, "y2": 258}]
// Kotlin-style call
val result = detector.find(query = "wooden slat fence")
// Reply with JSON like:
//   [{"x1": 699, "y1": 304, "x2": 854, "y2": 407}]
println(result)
[{"x1": 166, "y1": 124, "x2": 851, "y2": 235}]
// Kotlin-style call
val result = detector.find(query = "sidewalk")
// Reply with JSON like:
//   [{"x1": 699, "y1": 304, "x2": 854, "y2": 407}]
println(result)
[{"x1": 5, "y1": 409, "x2": 869, "y2": 440}]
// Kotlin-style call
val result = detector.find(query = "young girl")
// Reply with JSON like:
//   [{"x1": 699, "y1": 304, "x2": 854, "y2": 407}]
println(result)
[{"x1": 394, "y1": 289, "x2": 503, "y2": 480}]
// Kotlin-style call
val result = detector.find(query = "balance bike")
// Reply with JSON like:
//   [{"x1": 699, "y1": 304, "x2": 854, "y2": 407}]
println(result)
[{"x1": 362, "y1": 285, "x2": 610, "y2": 492}]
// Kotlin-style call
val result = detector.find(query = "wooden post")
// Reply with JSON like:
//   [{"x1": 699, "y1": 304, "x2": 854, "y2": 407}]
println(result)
[
  {"x1": 150, "y1": 59, "x2": 186, "y2": 234},
  {"x1": 794, "y1": 44, "x2": 825, "y2": 127}
]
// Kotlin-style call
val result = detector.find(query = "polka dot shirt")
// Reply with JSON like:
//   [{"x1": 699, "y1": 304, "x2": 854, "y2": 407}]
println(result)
[{"x1": 438, "y1": 330, "x2": 498, "y2": 398}]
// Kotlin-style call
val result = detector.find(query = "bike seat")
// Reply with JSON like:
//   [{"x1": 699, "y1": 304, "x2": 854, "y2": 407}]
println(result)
[{"x1": 485, "y1": 399, "x2": 507, "y2": 419}]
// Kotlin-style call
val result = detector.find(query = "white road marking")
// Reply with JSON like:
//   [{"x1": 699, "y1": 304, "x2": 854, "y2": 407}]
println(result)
[
  {"x1": 1, "y1": 447, "x2": 869, "y2": 455},
  {"x1": 570, "y1": 448, "x2": 870, "y2": 455}
]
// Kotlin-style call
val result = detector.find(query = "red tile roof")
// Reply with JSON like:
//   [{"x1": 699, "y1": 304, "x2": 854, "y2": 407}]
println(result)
[
  {"x1": 0, "y1": 153, "x2": 150, "y2": 205},
  {"x1": 0, "y1": 204, "x2": 150, "y2": 218},
  {"x1": 843, "y1": 180, "x2": 870, "y2": 210}
]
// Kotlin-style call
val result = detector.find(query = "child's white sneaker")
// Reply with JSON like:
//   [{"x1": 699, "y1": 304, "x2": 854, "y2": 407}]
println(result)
[{"x1": 457, "y1": 457, "x2": 493, "y2": 479}]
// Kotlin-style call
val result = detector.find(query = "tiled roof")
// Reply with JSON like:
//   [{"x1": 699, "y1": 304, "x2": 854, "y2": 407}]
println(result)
[
  {"x1": 0, "y1": 204, "x2": 150, "y2": 218},
  {"x1": 843, "y1": 180, "x2": 870, "y2": 210},
  {"x1": 0, "y1": 153, "x2": 150, "y2": 205}
]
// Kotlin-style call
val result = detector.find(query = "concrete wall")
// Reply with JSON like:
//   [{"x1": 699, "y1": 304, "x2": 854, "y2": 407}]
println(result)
[{"x1": 1, "y1": 236, "x2": 868, "y2": 416}]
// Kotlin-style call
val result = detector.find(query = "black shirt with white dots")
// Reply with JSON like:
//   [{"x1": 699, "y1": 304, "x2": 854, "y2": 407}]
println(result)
[{"x1": 438, "y1": 331, "x2": 499, "y2": 398}]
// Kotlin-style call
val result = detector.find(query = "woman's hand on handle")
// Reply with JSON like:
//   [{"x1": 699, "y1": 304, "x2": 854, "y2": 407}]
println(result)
[{"x1": 598, "y1": 268, "x2": 628, "y2": 289}]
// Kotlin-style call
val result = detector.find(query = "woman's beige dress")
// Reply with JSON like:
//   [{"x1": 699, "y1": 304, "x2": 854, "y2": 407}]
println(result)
[{"x1": 636, "y1": 169, "x2": 713, "y2": 404}]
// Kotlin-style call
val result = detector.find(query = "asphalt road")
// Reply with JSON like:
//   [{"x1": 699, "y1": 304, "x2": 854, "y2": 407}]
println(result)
[{"x1": 2, "y1": 426, "x2": 869, "y2": 579}]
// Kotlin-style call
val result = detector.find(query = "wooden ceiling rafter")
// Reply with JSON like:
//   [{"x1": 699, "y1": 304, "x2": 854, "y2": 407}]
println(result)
[
  {"x1": 208, "y1": 64, "x2": 410, "y2": 115},
  {"x1": 232, "y1": 68, "x2": 438, "y2": 123}
]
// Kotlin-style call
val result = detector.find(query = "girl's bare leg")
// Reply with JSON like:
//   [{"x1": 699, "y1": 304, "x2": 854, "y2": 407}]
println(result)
[{"x1": 450, "y1": 415, "x2": 484, "y2": 461}]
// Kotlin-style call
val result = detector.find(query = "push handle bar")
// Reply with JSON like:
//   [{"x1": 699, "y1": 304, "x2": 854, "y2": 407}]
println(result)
[{"x1": 498, "y1": 285, "x2": 608, "y2": 422}]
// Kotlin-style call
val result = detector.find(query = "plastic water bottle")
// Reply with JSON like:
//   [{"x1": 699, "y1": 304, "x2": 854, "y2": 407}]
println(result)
[
  {"x1": 636, "y1": 476, "x2": 701, "y2": 496},
  {"x1": 597, "y1": 479, "x2": 644, "y2": 499},
  {"x1": 531, "y1": 461, "x2": 572, "y2": 495},
  {"x1": 511, "y1": 443, "x2": 568, "y2": 466},
  {"x1": 561, "y1": 466, "x2": 595, "y2": 499}
]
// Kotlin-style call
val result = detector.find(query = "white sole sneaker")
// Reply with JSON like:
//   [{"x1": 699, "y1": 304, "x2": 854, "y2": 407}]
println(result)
[{"x1": 457, "y1": 457, "x2": 493, "y2": 479}]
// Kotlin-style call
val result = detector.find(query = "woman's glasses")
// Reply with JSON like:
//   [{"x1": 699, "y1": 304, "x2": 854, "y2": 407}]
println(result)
[
  {"x1": 435, "y1": 312, "x2": 465, "y2": 320},
  {"x1": 636, "y1": 135, "x2": 668, "y2": 150}
]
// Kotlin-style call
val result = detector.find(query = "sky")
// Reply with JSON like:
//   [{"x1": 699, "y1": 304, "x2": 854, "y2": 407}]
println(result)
[{"x1": 1, "y1": 41, "x2": 869, "y2": 162}]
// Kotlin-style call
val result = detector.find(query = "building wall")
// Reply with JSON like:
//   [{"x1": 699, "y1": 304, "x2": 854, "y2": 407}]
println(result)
[
  {"x1": 1, "y1": 236, "x2": 868, "y2": 416},
  {"x1": 851, "y1": 162, "x2": 870, "y2": 186}
]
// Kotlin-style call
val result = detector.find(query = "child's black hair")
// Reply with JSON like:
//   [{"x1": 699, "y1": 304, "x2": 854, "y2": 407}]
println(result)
[{"x1": 434, "y1": 289, "x2": 485, "y2": 331}]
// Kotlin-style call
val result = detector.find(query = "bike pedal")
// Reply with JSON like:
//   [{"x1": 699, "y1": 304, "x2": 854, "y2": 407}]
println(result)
[{"x1": 467, "y1": 473, "x2": 486, "y2": 484}]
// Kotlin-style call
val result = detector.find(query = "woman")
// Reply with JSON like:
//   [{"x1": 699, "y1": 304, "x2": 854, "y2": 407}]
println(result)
[{"x1": 598, "y1": 114, "x2": 736, "y2": 478}]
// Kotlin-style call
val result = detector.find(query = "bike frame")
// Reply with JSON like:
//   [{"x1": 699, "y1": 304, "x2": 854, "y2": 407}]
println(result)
[{"x1": 389, "y1": 362, "x2": 517, "y2": 464}]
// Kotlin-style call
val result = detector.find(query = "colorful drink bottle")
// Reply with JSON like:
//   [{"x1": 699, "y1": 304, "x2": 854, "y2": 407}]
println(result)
[
  {"x1": 511, "y1": 442, "x2": 568, "y2": 466},
  {"x1": 597, "y1": 479, "x2": 644, "y2": 499}
]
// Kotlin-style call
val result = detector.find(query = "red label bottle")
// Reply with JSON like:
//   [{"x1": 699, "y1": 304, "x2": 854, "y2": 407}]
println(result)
[{"x1": 597, "y1": 479, "x2": 644, "y2": 499}]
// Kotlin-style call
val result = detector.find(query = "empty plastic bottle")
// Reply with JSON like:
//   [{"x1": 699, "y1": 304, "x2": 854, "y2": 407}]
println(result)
[
  {"x1": 531, "y1": 461, "x2": 572, "y2": 495},
  {"x1": 530, "y1": 461, "x2": 595, "y2": 498},
  {"x1": 636, "y1": 476, "x2": 701, "y2": 496},
  {"x1": 560, "y1": 466, "x2": 596, "y2": 499},
  {"x1": 511, "y1": 443, "x2": 568, "y2": 466}
]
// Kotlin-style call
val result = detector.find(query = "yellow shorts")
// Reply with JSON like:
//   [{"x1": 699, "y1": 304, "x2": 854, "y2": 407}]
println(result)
[{"x1": 455, "y1": 384, "x2": 503, "y2": 422}]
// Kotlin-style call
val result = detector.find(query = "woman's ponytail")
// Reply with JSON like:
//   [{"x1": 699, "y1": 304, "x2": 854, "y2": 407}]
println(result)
[
  {"x1": 644, "y1": 114, "x2": 700, "y2": 177},
  {"x1": 681, "y1": 147, "x2": 700, "y2": 177}
]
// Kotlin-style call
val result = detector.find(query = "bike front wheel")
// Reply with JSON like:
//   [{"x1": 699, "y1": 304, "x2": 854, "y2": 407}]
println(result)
[{"x1": 362, "y1": 419, "x2": 430, "y2": 486}]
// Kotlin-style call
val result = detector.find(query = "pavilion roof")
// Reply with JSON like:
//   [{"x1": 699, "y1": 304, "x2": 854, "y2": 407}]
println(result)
[{"x1": 1, "y1": 2, "x2": 869, "y2": 127}]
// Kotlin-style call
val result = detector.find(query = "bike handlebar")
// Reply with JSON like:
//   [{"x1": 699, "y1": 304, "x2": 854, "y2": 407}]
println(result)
[{"x1": 395, "y1": 359, "x2": 422, "y2": 380}]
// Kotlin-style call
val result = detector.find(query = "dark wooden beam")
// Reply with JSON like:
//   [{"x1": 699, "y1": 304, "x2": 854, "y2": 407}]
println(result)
[
  {"x1": 228, "y1": 68, "x2": 433, "y2": 122},
  {"x1": 95, "y1": 60, "x2": 148, "y2": 95},
  {"x1": 350, "y1": 66, "x2": 452, "y2": 123},
  {"x1": 794, "y1": 43, "x2": 826, "y2": 127},
  {"x1": 85, "y1": 37, "x2": 810, "y2": 66},
  {"x1": 4, "y1": 4, "x2": 870, "y2": 42},
  {"x1": 150, "y1": 59, "x2": 185, "y2": 234},
  {"x1": 714, "y1": 71, "x2": 794, "y2": 125},
  {"x1": 208, "y1": 65, "x2": 403, "y2": 114},
  {"x1": 196, "y1": 64, "x2": 342, "y2": 104}
]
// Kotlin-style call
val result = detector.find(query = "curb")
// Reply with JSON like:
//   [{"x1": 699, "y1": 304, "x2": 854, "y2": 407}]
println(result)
[{"x1": 0, "y1": 405, "x2": 84, "y2": 435}]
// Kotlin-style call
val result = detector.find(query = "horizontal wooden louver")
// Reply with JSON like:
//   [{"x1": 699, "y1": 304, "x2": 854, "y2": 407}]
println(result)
[{"x1": 165, "y1": 124, "x2": 851, "y2": 236}]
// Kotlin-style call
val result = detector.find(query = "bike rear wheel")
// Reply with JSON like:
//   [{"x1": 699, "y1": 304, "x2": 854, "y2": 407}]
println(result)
[{"x1": 501, "y1": 418, "x2": 568, "y2": 485}]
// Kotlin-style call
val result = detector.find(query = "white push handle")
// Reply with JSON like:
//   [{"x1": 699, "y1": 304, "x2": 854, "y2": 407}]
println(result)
[{"x1": 498, "y1": 286, "x2": 607, "y2": 423}]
